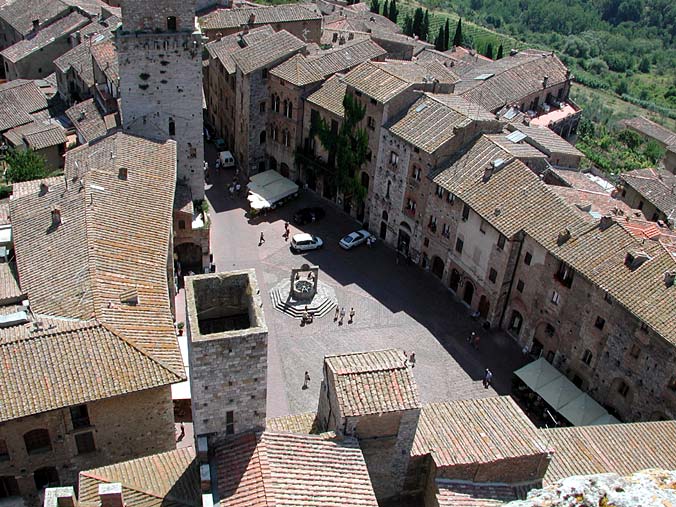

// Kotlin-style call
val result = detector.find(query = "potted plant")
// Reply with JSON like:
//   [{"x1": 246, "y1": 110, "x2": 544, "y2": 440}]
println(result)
[{"x1": 177, "y1": 322, "x2": 185, "y2": 335}]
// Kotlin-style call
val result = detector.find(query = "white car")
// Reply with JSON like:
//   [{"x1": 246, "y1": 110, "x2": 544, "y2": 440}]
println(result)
[
  {"x1": 339, "y1": 229, "x2": 373, "y2": 250},
  {"x1": 291, "y1": 233, "x2": 324, "y2": 252}
]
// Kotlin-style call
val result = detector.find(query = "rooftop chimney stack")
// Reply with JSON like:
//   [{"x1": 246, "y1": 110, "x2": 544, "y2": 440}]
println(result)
[
  {"x1": 43, "y1": 487, "x2": 78, "y2": 507},
  {"x1": 99, "y1": 483, "x2": 124, "y2": 507},
  {"x1": 32, "y1": 19, "x2": 39, "y2": 31}
]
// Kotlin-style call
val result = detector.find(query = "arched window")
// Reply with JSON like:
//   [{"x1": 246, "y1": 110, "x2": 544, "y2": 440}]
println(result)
[
  {"x1": 168, "y1": 119, "x2": 175, "y2": 136},
  {"x1": 509, "y1": 311, "x2": 523, "y2": 335},
  {"x1": 382, "y1": 210, "x2": 388, "y2": 221},
  {"x1": 24, "y1": 429, "x2": 51, "y2": 455},
  {"x1": 167, "y1": 16, "x2": 177, "y2": 31},
  {"x1": 287, "y1": 101, "x2": 293, "y2": 119},
  {"x1": 33, "y1": 467, "x2": 59, "y2": 490},
  {"x1": 259, "y1": 130, "x2": 266, "y2": 144}
]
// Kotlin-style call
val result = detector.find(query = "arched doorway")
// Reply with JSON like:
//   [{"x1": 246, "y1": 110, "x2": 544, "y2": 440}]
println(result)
[
  {"x1": 34, "y1": 467, "x2": 59, "y2": 490},
  {"x1": 269, "y1": 157, "x2": 277, "y2": 171},
  {"x1": 175, "y1": 243, "x2": 203, "y2": 275},
  {"x1": 398, "y1": 221, "x2": 412, "y2": 255},
  {"x1": 280, "y1": 163, "x2": 290, "y2": 178},
  {"x1": 431, "y1": 256, "x2": 444, "y2": 279},
  {"x1": 463, "y1": 281, "x2": 474, "y2": 306},
  {"x1": 0, "y1": 476, "x2": 19, "y2": 498},
  {"x1": 379, "y1": 221, "x2": 387, "y2": 240},
  {"x1": 478, "y1": 295, "x2": 490, "y2": 318},
  {"x1": 449, "y1": 269, "x2": 460, "y2": 292}
]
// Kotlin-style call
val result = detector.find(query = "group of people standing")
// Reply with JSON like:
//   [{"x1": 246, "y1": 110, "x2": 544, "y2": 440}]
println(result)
[{"x1": 334, "y1": 306, "x2": 355, "y2": 325}]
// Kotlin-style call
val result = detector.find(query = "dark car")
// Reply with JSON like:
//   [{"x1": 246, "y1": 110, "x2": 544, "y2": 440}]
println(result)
[{"x1": 293, "y1": 207, "x2": 326, "y2": 225}]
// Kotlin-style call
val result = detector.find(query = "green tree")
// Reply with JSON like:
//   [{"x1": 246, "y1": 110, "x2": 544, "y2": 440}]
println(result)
[
  {"x1": 484, "y1": 42, "x2": 494, "y2": 59},
  {"x1": 317, "y1": 94, "x2": 369, "y2": 204},
  {"x1": 382, "y1": 0, "x2": 389, "y2": 20},
  {"x1": 616, "y1": 78, "x2": 629, "y2": 95},
  {"x1": 496, "y1": 44, "x2": 503, "y2": 59},
  {"x1": 388, "y1": 0, "x2": 398, "y2": 23},
  {"x1": 638, "y1": 56, "x2": 650, "y2": 73},
  {"x1": 643, "y1": 140, "x2": 665, "y2": 163},
  {"x1": 453, "y1": 18, "x2": 463, "y2": 47},
  {"x1": 370, "y1": 0, "x2": 379, "y2": 14},
  {"x1": 4, "y1": 148, "x2": 47, "y2": 183},
  {"x1": 434, "y1": 26, "x2": 445, "y2": 50},
  {"x1": 443, "y1": 18, "x2": 450, "y2": 51},
  {"x1": 403, "y1": 14, "x2": 413, "y2": 36},
  {"x1": 412, "y1": 8, "x2": 423, "y2": 38},
  {"x1": 422, "y1": 10, "x2": 430, "y2": 42}
]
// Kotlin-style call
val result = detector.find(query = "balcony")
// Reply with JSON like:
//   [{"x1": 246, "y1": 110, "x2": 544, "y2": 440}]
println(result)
[{"x1": 94, "y1": 84, "x2": 118, "y2": 115}]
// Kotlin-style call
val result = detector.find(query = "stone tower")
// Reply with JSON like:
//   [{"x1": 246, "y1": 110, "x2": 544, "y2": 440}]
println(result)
[
  {"x1": 116, "y1": 0, "x2": 205, "y2": 199},
  {"x1": 185, "y1": 270, "x2": 268, "y2": 444}
]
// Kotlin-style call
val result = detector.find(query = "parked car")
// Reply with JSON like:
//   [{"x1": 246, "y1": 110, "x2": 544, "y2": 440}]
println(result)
[
  {"x1": 291, "y1": 233, "x2": 324, "y2": 252},
  {"x1": 293, "y1": 207, "x2": 326, "y2": 225},
  {"x1": 339, "y1": 229, "x2": 373, "y2": 250},
  {"x1": 214, "y1": 138, "x2": 226, "y2": 151}
]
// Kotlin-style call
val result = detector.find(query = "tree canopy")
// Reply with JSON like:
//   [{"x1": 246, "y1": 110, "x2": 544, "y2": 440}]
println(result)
[{"x1": 4, "y1": 148, "x2": 48, "y2": 183}]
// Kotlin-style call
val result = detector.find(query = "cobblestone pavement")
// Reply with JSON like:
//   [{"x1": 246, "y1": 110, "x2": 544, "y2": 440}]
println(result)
[{"x1": 203, "y1": 157, "x2": 529, "y2": 418}]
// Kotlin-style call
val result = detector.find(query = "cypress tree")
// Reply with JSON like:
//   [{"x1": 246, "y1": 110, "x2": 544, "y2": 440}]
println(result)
[
  {"x1": 496, "y1": 44, "x2": 504, "y2": 59},
  {"x1": 412, "y1": 8, "x2": 423, "y2": 38},
  {"x1": 388, "y1": 0, "x2": 398, "y2": 23},
  {"x1": 370, "y1": 0, "x2": 380, "y2": 14},
  {"x1": 422, "y1": 9, "x2": 430, "y2": 42},
  {"x1": 443, "y1": 18, "x2": 450, "y2": 51},
  {"x1": 453, "y1": 18, "x2": 463, "y2": 47},
  {"x1": 382, "y1": 0, "x2": 389, "y2": 19},
  {"x1": 403, "y1": 14, "x2": 413, "y2": 36},
  {"x1": 485, "y1": 43, "x2": 494, "y2": 59},
  {"x1": 434, "y1": 26, "x2": 444, "y2": 51}
]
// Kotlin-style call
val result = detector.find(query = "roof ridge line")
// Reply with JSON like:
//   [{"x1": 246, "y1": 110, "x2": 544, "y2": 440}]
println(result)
[{"x1": 80, "y1": 473, "x2": 195, "y2": 507}]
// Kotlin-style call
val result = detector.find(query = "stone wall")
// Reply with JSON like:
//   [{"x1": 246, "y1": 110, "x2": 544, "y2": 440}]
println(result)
[
  {"x1": 120, "y1": 0, "x2": 194, "y2": 34},
  {"x1": 117, "y1": 22, "x2": 205, "y2": 199},
  {"x1": 0, "y1": 386, "x2": 175, "y2": 501},
  {"x1": 4, "y1": 32, "x2": 75, "y2": 80},
  {"x1": 619, "y1": 185, "x2": 661, "y2": 222},
  {"x1": 185, "y1": 270, "x2": 268, "y2": 441},
  {"x1": 202, "y1": 19, "x2": 321, "y2": 45}
]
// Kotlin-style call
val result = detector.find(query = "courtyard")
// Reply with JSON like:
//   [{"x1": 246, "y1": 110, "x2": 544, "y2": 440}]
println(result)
[{"x1": 199, "y1": 162, "x2": 529, "y2": 418}]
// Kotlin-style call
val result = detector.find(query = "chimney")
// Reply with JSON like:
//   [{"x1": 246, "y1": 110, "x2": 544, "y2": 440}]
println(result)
[
  {"x1": 248, "y1": 12, "x2": 255, "y2": 25},
  {"x1": 72, "y1": 31, "x2": 81, "y2": 47},
  {"x1": 599, "y1": 215, "x2": 613, "y2": 230},
  {"x1": 39, "y1": 182, "x2": 49, "y2": 195},
  {"x1": 509, "y1": 49, "x2": 518, "y2": 56},
  {"x1": 99, "y1": 483, "x2": 124, "y2": 507},
  {"x1": 339, "y1": 35, "x2": 345, "y2": 45},
  {"x1": 32, "y1": 19, "x2": 40, "y2": 31},
  {"x1": 43, "y1": 487, "x2": 77, "y2": 507},
  {"x1": 200, "y1": 463, "x2": 211, "y2": 492},
  {"x1": 484, "y1": 158, "x2": 505, "y2": 180},
  {"x1": 665, "y1": 270, "x2": 676, "y2": 288},
  {"x1": 624, "y1": 250, "x2": 650, "y2": 270},
  {"x1": 557, "y1": 227, "x2": 571, "y2": 245},
  {"x1": 51, "y1": 209, "x2": 61, "y2": 227},
  {"x1": 78, "y1": 110, "x2": 86, "y2": 121},
  {"x1": 118, "y1": 167, "x2": 128, "y2": 180},
  {"x1": 542, "y1": 75, "x2": 549, "y2": 88}
]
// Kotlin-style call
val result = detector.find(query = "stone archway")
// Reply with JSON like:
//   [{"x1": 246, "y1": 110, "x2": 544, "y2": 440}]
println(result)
[
  {"x1": 449, "y1": 269, "x2": 460, "y2": 292},
  {"x1": 478, "y1": 295, "x2": 490, "y2": 318},
  {"x1": 379, "y1": 221, "x2": 387, "y2": 240},
  {"x1": 398, "y1": 222, "x2": 411, "y2": 255},
  {"x1": 175, "y1": 242, "x2": 203, "y2": 274},
  {"x1": 463, "y1": 281, "x2": 474, "y2": 306},
  {"x1": 431, "y1": 256, "x2": 444, "y2": 279}
]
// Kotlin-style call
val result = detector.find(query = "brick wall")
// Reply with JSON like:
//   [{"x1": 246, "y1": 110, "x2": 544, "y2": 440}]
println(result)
[{"x1": 0, "y1": 386, "x2": 175, "y2": 501}]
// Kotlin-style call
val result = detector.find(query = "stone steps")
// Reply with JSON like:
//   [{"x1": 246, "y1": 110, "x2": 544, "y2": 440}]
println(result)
[{"x1": 269, "y1": 289, "x2": 336, "y2": 319}]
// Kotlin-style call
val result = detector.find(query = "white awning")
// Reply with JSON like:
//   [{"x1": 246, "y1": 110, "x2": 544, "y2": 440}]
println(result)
[{"x1": 514, "y1": 358, "x2": 619, "y2": 427}]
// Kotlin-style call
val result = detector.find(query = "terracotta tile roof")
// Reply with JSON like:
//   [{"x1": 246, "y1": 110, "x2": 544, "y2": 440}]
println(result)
[
  {"x1": 79, "y1": 448, "x2": 200, "y2": 507},
  {"x1": 0, "y1": 133, "x2": 185, "y2": 416},
  {"x1": 412, "y1": 397, "x2": 549, "y2": 467},
  {"x1": 90, "y1": 38, "x2": 119, "y2": 83},
  {"x1": 307, "y1": 74, "x2": 346, "y2": 118},
  {"x1": 456, "y1": 51, "x2": 569, "y2": 112},
  {"x1": 436, "y1": 488, "x2": 504, "y2": 507},
  {"x1": 310, "y1": 38, "x2": 386, "y2": 76},
  {"x1": 269, "y1": 53, "x2": 324, "y2": 86},
  {"x1": 0, "y1": 320, "x2": 182, "y2": 422},
  {"x1": 199, "y1": 4, "x2": 321, "y2": 31},
  {"x1": 215, "y1": 431, "x2": 378, "y2": 506},
  {"x1": 548, "y1": 186, "x2": 638, "y2": 222},
  {"x1": 620, "y1": 167, "x2": 676, "y2": 218},
  {"x1": 324, "y1": 349, "x2": 421, "y2": 417},
  {"x1": 1, "y1": 11, "x2": 89, "y2": 63},
  {"x1": 542, "y1": 421, "x2": 676, "y2": 484},
  {"x1": 550, "y1": 169, "x2": 611, "y2": 192},
  {"x1": 0, "y1": 79, "x2": 49, "y2": 131},
  {"x1": 342, "y1": 59, "x2": 458, "y2": 103},
  {"x1": 0, "y1": 260, "x2": 22, "y2": 303},
  {"x1": 619, "y1": 116, "x2": 676, "y2": 146},
  {"x1": 483, "y1": 133, "x2": 547, "y2": 160},
  {"x1": 66, "y1": 98, "x2": 109, "y2": 143},
  {"x1": 0, "y1": 0, "x2": 68, "y2": 36},
  {"x1": 508, "y1": 123, "x2": 583, "y2": 158},
  {"x1": 11, "y1": 175, "x2": 63, "y2": 199},
  {"x1": 388, "y1": 93, "x2": 496, "y2": 154},
  {"x1": 266, "y1": 411, "x2": 320, "y2": 434},
  {"x1": 3, "y1": 121, "x2": 67, "y2": 150},
  {"x1": 231, "y1": 30, "x2": 305, "y2": 75}
]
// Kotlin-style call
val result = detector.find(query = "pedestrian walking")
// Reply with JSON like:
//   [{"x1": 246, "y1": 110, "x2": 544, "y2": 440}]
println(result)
[
  {"x1": 215, "y1": 158, "x2": 221, "y2": 171},
  {"x1": 483, "y1": 368, "x2": 493, "y2": 389},
  {"x1": 235, "y1": 182, "x2": 241, "y2": 196},
  {"x1": 334, "y1": 306, "x2": 340, "y2": 321},
  {"x1": 177, "y1": 422, "x2": 185, "y2": 442},
  {"x1": 348, "y1": 307, "x2": 355, "y2": 324},
  {"x1": 472, "y1": 333, "x2": 480, "y2": 350},
  {"x1": 339, "y1": 306, "x2": 346, "y2": 325},
  {"x1": 229, "y1": 185, "x2": 235, "y2": 198},
  {"x1": 409, "y1": 352, "x2": 416, "y2": 368},
  {"x1": 302, "y1": 371, "x2": 311, "y2": 389},
  {"x1": 259, "y1": 232, "x2": 265, "y2": 246},
  {"x1": 468, "y1": 331, "x2": 476, "y2": 343}
]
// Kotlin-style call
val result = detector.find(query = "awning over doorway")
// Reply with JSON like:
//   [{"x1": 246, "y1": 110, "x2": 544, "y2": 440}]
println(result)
[{"x1": 514, "y1": 358, "x2": 619, "y2": 427}]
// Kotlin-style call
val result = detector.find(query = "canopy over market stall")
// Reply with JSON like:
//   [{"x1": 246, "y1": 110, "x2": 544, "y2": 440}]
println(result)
[
  {"x1": 246, "y1": 170, "x2": 299, "y2": 211},
  {"x1": 514, "y1": 358, "x2": 620, "y2": 427}
]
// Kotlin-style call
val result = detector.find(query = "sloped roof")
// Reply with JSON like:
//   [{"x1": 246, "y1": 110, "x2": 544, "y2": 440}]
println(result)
[
  {"x1": 266, "y1": 411, "x2": 319, "y2": 434},
  {"x1": 436, "y1": 488, "x2": 504, "y2": 507},
  {"x1": 310, "y1": 38, "x2": 386, "y2": 76},
  {"x1": 508, "y1": 123, "x2": 583, "y2": 158},
  {"x1": 456, "y1": 51, "x2": 569, "y2": 112},
  {"x1": 412, "y1": 397, "x2": 548, "y2": 468},
  {"x1": 90, "y1": 38, "x2": 119, "y2": 83},
  {"x1": 215, "y1": 431, "x2": 378, "y2": 506},
  {"x1": 484, "y1": 133, "x2": 548, "y2": 160},
  {"x1": 65, "y1": 98, "x2": 108, "y2": 143},
  {"x1": 79, "y1": 448, "x2": 200, "y2": 507},
  {"x1": 343, "y1": 59, "x2": 458, "y2": 103},
  {"x1": 3, "y1": 121, "x2": 67, "y2": 150},
  {"x1": 0, "y1": 261, "x2": 22, "y2": 303},
  {"x1": 0, "y1": 0, "x2": 69, "y2": 36},
  {"x1": 1, "y1": 11, "x2": 89, "y2": 63},
  {"x1": 231, "y1": 30, "x2": 305, "y2": 75},
  {"x1": 269, "y1": 53, "x2": 324, "y2": 86},
  {"x1": 620, "y1": 116, "x2": 676, "y2": 146},
  {"x1": 199, "y1": 4, "x2": 321, "y2": 31},
  {"x1": 621, "y1": 167, "x2": 676, "y2": 218},
  {"x1": 307, "y1": 74, "x2": 346, "y2": 117},
  {"x1": 324, "y1": 349, "x2": 421, "y2": 417},
  {"x1": 0, "y1": 79, "x2": 49, "y2": 131},
  {"x1": 389, "y1": 93, "x2": 496, "y2": 154},
  {"x1": 542, "y1": 421, "x2": 676, "y2": 484},
  {"x1": 6, "y1": 132, "x2": 184, "y2": 420}
]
